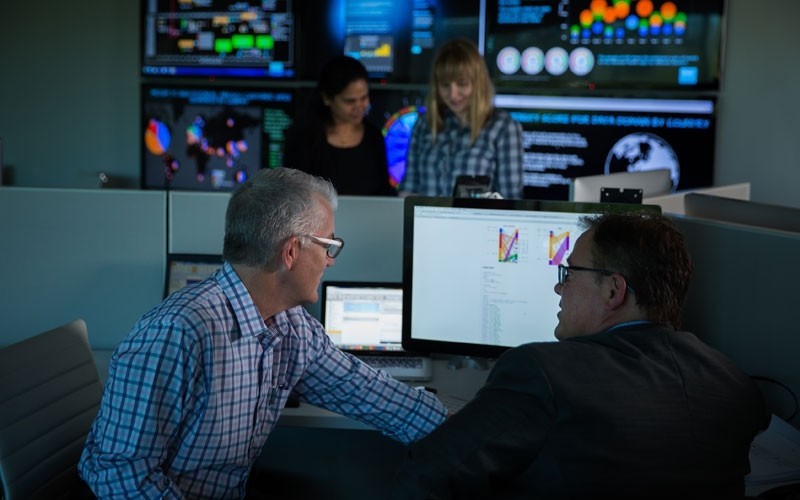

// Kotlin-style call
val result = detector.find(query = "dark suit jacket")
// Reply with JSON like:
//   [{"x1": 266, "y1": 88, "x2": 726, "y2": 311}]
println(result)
[{"x1": 391, "y1": 323, "x2": 770, "y2": 499}]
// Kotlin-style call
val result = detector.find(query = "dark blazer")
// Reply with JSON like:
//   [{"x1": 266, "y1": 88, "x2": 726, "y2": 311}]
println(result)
[{"x1": 391, "y1": 323, "x2": 770, "y2": 499}]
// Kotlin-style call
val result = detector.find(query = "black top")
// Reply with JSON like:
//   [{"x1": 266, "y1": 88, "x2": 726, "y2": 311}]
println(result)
[
  {"x1": 283, "y1": 119, "x2": 396, "y2": 196},
  {"x1": 390, "y1": 323, "x2": 770, "y2": 499}
]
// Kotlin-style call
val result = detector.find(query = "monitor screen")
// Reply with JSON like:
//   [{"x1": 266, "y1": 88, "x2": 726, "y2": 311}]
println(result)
[
  {"x1": 141, "y1": 85, "x2": 294, "y2": 191},
  {"x1": 483, "y1": 0, "x2": 725, "y2": 91},
  {"x1": 401, "y1": 196, "x2": 661, "y2": 358},
  {"x1": 321, "y1": 281, "x2": 407, "y2": 354},
  {"x1": 164, "y1": 254, "x2": 223, "y2": 298},
  {"x1": 494, "y1": 94, "x2": 715, "y2": 200},
  {"x1": 294, "y1": 0, "x2": 480, "y2": 83},
  {"x1": 141, "y1": 0, "x2": 295, "y2": 79}
]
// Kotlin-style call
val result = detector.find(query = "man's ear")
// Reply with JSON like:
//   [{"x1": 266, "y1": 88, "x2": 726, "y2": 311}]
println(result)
[
  {"x1": 605, "y1": 274, "x2": 630, "y2": 310},
  {"x1": 280, "y1": 236, "x2": 301, "y2": 271}
]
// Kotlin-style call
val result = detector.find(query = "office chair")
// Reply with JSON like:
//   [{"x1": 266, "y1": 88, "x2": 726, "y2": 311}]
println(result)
[{"x1": 0, "y1": 319, "x2": 103, "y2": 500}]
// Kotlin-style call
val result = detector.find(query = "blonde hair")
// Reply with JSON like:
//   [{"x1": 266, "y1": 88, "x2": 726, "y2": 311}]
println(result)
[{"x1": 425, "y1": 38, "x2": 495, "y2": 144}]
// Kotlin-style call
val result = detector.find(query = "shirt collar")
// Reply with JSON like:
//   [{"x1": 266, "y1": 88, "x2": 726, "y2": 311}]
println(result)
[
  {"x1": 605, "y1": 320, "x2": 655, "y2": 333},
  {"x1": 216, "y1": 261, "x2": 270, "y2": 340}
]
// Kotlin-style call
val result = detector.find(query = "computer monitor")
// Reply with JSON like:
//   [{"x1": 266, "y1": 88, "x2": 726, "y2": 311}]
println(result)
[
  {"x1": 684, "y1": 194, "x2": 800, "y2": 234},
  {"x1": 141, "y1": 85, "x2": 294, "y2": 191},
  {"x1": 494, "y1": 94, "x2": 715, "y2": 200},
  {"x1": 401, "y1": 196, "x2": 661, "y2": 359},
  {"x1": 164, "y1": 254, "x2": 223, "y2": 298},
  {"x1": 140, "y1": 0, "x2": 295, "y2": 79},
  {"x1": 321, "y1": 281, "x2": 415, "y2": 355},
  {"x1": 570, "y1": 168, "x2": 673, "y2": 203},
  {"x1": 483, "y1": 0, "x2": 725, "y2": 91}
]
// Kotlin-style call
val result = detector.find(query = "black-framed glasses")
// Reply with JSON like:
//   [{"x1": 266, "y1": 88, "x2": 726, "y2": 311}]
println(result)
[
  {"x1": 557, "y1": 264, "x2": 636, "y2": 294},
  {"x1": 557, "y1": 264, "x2": 614, "y2": 286},
  {"x1": 305, "y1": 235, "x2": 345, "y2": 259}
]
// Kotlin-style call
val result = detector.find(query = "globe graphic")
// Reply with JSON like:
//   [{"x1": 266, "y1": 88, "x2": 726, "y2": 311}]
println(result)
[{"x1": 604, "y1": 132, "x2": 680, "y2": 187}]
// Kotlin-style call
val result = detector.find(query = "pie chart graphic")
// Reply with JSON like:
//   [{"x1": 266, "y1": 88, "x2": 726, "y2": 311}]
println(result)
[{"x1": 145, "y1": 119, "x2": 171, "y2": 155}]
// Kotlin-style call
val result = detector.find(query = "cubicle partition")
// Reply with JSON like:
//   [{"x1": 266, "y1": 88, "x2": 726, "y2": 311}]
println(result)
[
  {"x1": 1, "y1": 189, "x2": 405, "y2": 350},
  {"x1": 3, "y1": 187, "x2": 797, "y2": 432},
  {"x1": 0, "y1": 187, "x2": 166, "y2": 349},
  {"x1": 672, "y1": 215, "x2": 800, "y2": 428}
]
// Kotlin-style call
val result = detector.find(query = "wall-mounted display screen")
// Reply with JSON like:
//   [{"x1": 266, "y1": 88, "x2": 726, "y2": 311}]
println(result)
[
  {"x1": 494, "y1": 94, "x2": 716, "y2": 200},
  {"x1": 294, "y1": 0, "x2": 479, "y2": 83},
  {"x1": 141, "y1": 0, "x2": 295, "y2": 78},
  {"x1": 141, "y1": 85, "x2": 294, "y2": 191},
  {"x1": 484, "y1": 0, "x2": 725, "y2": 90}
]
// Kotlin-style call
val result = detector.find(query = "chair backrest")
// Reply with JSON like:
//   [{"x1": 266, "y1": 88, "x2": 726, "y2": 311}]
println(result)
[{"x1": 0, "y1": 319, "x2": 103, "y2": 500}]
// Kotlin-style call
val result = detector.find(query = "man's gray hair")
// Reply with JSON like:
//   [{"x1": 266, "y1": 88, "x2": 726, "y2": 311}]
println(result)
[{"x1": 223, "y1": 168, "x2": 338, "y2": 267}]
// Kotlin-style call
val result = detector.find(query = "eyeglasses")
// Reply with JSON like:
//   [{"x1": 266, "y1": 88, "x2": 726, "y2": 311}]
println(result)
[
  {"x1": 557, "y1": 264, "x2": 614, "y2": 286},
  {"x1": 557, "y1": 264, "x2": 636, "y2": 294},
  {"x1": 305, "y1": 234, "x2": 345, "y2": 259}
]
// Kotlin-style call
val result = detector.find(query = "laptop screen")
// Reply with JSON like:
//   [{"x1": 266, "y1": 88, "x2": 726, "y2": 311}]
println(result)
[
  {"x1": 164, "y1": 254, "x2": 223, "y2": 298},
  {"x1": 320, "y1": 281, "x2": 406, "y2": 354}
]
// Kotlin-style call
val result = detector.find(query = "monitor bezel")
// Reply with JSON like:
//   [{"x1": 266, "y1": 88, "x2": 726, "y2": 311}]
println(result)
[{"x1": 401, "y1": 196, "x2": 662, "y2": 359}]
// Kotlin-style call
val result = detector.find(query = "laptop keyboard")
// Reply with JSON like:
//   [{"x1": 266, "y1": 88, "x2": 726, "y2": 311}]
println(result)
[
  {"x1": 361, "y1": 355, "x2": 432, "y2": 381},
  {"x1": 437, "y1": 393, "x2": 470, "y2": 414}
]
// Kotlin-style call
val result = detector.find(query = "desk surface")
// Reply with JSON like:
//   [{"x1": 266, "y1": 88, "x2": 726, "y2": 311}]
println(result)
[{"x1": 278, "y1": 358, "x2": 492, "y2": 430}]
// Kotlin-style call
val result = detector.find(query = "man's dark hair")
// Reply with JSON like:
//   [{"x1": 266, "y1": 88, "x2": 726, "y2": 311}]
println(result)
[{"x1": 581, "y1": 212, "x2": 692, "y2": 329}]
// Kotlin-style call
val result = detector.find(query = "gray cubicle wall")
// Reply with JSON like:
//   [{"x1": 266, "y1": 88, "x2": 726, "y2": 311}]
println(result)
[
  {"x1": 168, "y1": 193, "x2": 405, "y2": 320},
  {"x1": 0, "y1": 187, "x2": 166, "y2": 349},
  {"x1": 673, "y1": 215, "x2": 800, "y2": 428}
]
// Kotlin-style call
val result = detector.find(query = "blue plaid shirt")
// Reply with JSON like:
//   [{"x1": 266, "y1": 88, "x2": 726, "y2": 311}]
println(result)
[
  {"x1": 79, "y1": 262, "x2": 446, "y2": 499},
  {"x1": 400, "y1": 109, "x2": 524, "y2": 199}
]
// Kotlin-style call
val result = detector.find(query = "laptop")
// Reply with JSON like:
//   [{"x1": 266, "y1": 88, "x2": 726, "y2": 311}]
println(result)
[
  {"x1": 320, "y1": 281, "x2": 432, "y2": 381},
  {"x1": 164, "y1": 253, "x2": 223, "y2": 298}
]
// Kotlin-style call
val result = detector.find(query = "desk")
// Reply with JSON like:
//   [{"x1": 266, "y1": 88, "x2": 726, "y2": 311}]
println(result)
[
  {"x1": 277, "y1": 358, "x2": 492, "y2": 430},
  {"x1": 256, "y1": 359, "x2": 491, "y2": 499}
]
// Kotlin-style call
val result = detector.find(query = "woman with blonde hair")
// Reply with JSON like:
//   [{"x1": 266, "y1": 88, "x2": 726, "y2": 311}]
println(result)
[{"x1": 399, "y1": 38, "x2": 523, "y2": 198}]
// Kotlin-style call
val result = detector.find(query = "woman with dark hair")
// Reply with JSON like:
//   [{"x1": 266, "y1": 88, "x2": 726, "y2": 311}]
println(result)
[{"x1": 283, "y1": 55, "x2": 396, "y2": 196}]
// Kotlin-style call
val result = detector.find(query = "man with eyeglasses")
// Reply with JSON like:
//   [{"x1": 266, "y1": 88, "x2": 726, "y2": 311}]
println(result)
[
  {"x1": 391, "y1": 212, "x2": 770, "y2": 500},
  {"x1": 79, "y1": 168, "x2": 446, "y2": 499}
]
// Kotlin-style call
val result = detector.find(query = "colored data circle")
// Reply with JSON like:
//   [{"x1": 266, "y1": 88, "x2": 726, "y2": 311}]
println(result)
[
  {"x1": 496, "y1": 46, "x2": 521, "y2": 75},
  {"x1": 521, "y1": 47, "x2": 545, "y2": 75},
  {"x1": 383, "y1": 105, "x2": 425, "y2": 187},
  {"x1": 544, "y1": 47, "x2": 569, "y2": 76},
  {"x1": 145, "y1": 119, "x2": 171, "y2": 155},
  {"x1": 569, "y1": 47, "x2": 595, "y2": 76}
]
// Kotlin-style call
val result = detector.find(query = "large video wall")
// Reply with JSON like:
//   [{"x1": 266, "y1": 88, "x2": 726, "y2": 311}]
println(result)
[{"x1": 139, "y1": 0, "x2": 725, "y2": 196}]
